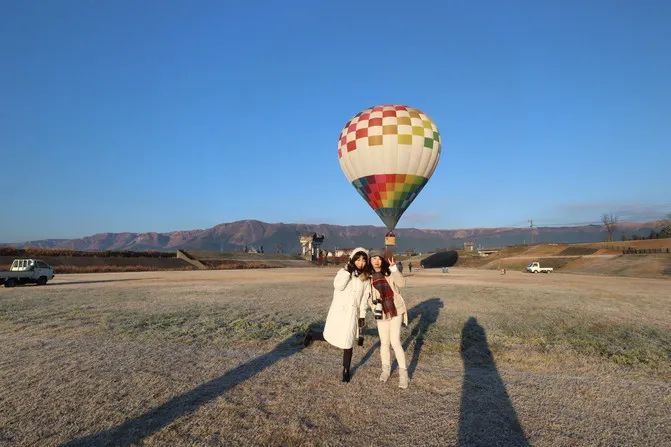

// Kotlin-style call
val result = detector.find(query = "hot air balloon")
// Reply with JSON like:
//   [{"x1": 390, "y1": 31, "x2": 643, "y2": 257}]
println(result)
[{"x1": 338, "y1": 104, "x2": 441, "y2": 244}]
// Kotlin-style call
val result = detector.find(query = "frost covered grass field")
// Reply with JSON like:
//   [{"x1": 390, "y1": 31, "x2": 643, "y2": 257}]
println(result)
[{"x1": 0, "y1": 268, "x2": 669, "y2": 446}]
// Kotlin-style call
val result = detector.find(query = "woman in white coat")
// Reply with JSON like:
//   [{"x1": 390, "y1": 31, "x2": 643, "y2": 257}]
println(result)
[
  {"x1": 367, "y1": 250, "x2": 410, "y2": 389},
  {"x1": 303, "y1": 247, "x2": 370, "y2": 382}
]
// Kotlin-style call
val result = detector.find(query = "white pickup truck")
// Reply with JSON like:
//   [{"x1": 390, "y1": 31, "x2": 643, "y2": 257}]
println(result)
[
  {"x1": 526, "y1": 261, "x2": 553, "y2": 273},
  {"x1": 0, "y1": 258, "x2": 55, "y2": 287}
]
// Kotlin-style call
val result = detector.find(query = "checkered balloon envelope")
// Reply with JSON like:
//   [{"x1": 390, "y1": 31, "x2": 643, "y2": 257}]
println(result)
[{"x1": 338, "y1": 104, "x2": 441, "y2": 231}]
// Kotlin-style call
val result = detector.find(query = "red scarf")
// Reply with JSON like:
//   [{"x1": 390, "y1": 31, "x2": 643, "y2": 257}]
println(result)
[{"x1": 372, "y1": 272, "x2": 397, "y2": 318}]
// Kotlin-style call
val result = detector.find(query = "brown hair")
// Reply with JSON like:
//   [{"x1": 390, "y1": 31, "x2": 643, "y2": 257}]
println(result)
[
  {"x1": 347, "y1": 251, "x2": 371, "y2": 279},
  {"x1": 369, "y1": 255, "x2": 391, "y2": 276}
]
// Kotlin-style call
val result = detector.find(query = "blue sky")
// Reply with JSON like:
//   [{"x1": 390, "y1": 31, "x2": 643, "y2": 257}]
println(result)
[{"x1": 1, "y1": 0, "x2": 670, "y2": 242}]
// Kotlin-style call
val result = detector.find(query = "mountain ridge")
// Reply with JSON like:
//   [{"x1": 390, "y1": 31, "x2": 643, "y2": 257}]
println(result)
[{"x1": 4, "y1": 219, "x2": 661, "y2": 253}]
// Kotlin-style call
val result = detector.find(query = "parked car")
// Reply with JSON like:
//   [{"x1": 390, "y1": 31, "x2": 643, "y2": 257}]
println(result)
[{"x1": 0, "y1": 259, "x2": 55, "y2": 287}]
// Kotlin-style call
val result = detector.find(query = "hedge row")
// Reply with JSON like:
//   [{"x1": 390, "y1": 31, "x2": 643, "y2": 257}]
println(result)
[{"x1": 0, "y1": 247, "x2": 175, "y2": 258}]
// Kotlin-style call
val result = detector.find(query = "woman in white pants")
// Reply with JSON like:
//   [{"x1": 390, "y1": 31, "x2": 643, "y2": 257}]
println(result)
[{"x1": 366, "y1": 250, "x2": 409, "y2": 389}]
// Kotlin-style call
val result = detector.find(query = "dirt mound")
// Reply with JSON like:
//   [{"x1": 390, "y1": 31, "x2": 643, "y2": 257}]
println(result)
[
  {"x1": 562, "y1": 254, "x2": 671, "y2": 278},
  {"x1": 455, "y1": 242, "x2": 671, "y2": 278},
  {"x1": 558, "y1": 246, "x2": 598, "y2": 256},
  {"x1": 521, "y1": 244, "x2": 568, "y2": 256}
]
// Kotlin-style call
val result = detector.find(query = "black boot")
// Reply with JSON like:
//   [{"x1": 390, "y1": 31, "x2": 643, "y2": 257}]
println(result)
[
  {"x1": 303, "y1": 332, "x2": 313, "y2": 347},
  {"x1": 342, "y1": 367, "x2": 350, "y2": 383}
]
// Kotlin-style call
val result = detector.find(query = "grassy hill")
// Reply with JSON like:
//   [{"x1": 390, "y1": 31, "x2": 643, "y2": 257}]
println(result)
[{"x1": 414, "y1": 239, "x2": 671, "y2": 279}]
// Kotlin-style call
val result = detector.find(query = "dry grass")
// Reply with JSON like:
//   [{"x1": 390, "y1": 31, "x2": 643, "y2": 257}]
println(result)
[
  {"x1": 584, "y1": 238, "x2": 671, "y2": 250},
  {"x1": 1, "y1": 253, "x2": 311, "y2": 274},
  {"x1": 0, "y1": 255, "x2": 195, "y2": 274},
  {"x1": 51, "y1": 264, "x2": 196, "y2": 274},
  {"x1": 560, "y1": 254, "x2": 671, "y2": 278},
  {"x1": 202, "y1": 260, "x2": 284, "y2": 270},
  {"x1": 0, "y1": 268, "x2": 669, "y2": 446},
  {"x1": 453, "y1": 242, "x2": 671, "y2": 279}
]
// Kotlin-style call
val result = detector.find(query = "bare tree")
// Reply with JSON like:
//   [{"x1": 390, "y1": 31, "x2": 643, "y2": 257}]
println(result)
[
  {"x1": 656, "y1": 213, "x2": 671, "y2": 239},
  {"x1": 601, "y1": 213, "x2": 618, "y2": 242}
]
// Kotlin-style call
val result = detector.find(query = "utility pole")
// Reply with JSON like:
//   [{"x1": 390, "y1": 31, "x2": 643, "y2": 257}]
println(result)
[{"x1": 529, "y1": 219, "x2": 535, "y2": 244}]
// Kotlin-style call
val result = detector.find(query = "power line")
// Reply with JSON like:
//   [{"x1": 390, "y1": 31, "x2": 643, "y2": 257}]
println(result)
[
  {"x1": 502, "y1": 216, "x2": 668, "y2": 229},
  {"x1": 499, "y1": 204, "x2": 671, "y2": 229}
]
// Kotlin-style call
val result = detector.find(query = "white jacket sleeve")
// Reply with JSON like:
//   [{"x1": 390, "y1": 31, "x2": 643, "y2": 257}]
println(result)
[
  {"x1": 389, "y1": 264, "x2": 406, "y2": 288},
  {"x1": 359, "y1": 280, "x2": 370, "y2": 318},
  {"x1": 333, "y1": 268, "x2": 351, "y2": 291}
]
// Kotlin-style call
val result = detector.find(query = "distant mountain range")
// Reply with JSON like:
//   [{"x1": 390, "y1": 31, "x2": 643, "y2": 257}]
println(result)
[{"x1": 5, "y1": 220, "x2": 660, "y2": 253}]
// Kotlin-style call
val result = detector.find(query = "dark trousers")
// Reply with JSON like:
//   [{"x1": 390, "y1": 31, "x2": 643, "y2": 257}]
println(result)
[{"x1": 308, "y1": 331, "x2": 353, "y2": 369}]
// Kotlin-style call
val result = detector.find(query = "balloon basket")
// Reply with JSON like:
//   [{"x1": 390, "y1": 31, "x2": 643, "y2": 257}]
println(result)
[{"x1": 384, "y1": 231, "x2": 396, "y2": 259}]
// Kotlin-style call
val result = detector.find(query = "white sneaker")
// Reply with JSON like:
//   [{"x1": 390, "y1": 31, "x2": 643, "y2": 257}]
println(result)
[
  {"x1": 398, "y1": 368, "x2": 409, "y2": 389},
  {"x1": 379, "y1": 365, "x2": 391, "y2": 382}
]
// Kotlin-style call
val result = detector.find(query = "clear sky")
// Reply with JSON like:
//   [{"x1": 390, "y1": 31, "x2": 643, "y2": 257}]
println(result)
[{"x1": 1, "y1": 0, "x2": 670, "y2": 242}]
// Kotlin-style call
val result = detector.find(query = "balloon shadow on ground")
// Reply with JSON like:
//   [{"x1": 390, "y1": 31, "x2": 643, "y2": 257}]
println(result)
[
  {"x1": 351, "y1": 297, "x2": 444, "y2": 378},
  {"x1": 61, "y1": 335, "x2": 304, "y2": 447},
  {"x1": 458, "y1": 317, "x2": 529, "y2": 447}
]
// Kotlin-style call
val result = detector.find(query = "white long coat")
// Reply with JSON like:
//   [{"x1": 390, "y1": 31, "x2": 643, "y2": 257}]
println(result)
[{"x1": 323, "y1": 269, "x2": 369, "y2": 349}]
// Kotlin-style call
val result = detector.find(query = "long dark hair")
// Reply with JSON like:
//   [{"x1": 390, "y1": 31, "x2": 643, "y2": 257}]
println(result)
[
  {"x1": 347, "y1": 251, "x2": 371, "y2": 278},
  {"x1": 370, "y1": 255, "x2": 391, "y2": 276}
]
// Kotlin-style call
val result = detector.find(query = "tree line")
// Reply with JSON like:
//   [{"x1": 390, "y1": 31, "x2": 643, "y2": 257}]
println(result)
[
  {"x1": 0, "y1": 247, "x2": 175, "y2": 258},
  {"x1": 603, "y1": 213, "x2": 671, "y2": 242}
]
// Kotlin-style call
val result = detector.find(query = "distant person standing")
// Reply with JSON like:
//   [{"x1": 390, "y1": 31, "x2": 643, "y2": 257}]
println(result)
[
  {"x1": 366, "y1": 251, "x2": 409, "y2": 389},
  {"x1": 303, "y1": 248, "x2": 369, "y2": 382},
  {"x1": 408, "y1": 262, "x2": 413, "y2": 273}
]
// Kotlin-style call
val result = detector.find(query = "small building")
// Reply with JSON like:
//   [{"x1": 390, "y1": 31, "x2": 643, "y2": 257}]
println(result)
[
  {"x1": 299, "y1": 233, "x2": 325, "y2": 261},
  {"x1": 477, "y1": 249, "x2": 500, "y2": 257},
  {"x1": 464, "y1": 241, "x2": 475, "y2": 252},
  {"x1": 331, "y1": 248, "x2": 354, "y2": 258}
]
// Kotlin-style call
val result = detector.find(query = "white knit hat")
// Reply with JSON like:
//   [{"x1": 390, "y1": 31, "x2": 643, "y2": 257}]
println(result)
[{"x1": 349, "y1": 247, "x2": 369, "y2": 260}]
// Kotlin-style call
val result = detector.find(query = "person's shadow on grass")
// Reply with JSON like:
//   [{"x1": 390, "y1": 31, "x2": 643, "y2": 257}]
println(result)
[
  {"x1": 458, "y1": 317, "x2": 529, "y2": 447},
  {"x1": 61, "y1": 335, "x2": 304, "y2": 447},
  {"x1": 351, "y1": 297, "x2": 443, "y2": 378}
]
